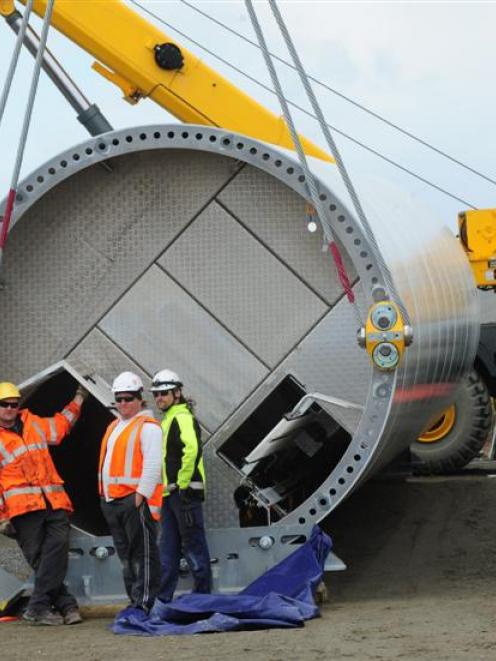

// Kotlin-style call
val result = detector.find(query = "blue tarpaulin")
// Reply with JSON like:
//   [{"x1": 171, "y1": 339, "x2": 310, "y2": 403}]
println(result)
[{"x1": 111, "y1": 526, "x2": 331, "y2": 636}]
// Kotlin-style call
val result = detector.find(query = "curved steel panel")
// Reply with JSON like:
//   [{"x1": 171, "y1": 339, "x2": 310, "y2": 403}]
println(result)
[{"x1": 0, "y1": 124, "x2": 479, "y2": 529}]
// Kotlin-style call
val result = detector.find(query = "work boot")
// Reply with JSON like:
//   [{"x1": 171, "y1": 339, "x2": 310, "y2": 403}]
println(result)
[
  {"x1": 22, "y1": 609, "x2": 64, "y2": 626},
  {"x1": 63, "y1": 608, "x2": 83, "y2": 625}
]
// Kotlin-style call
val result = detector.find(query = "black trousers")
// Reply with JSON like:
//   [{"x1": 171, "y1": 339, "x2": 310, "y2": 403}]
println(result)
[
  {"x1": 158, "y1": 491, "x2": 212, "y2": 603},
  {"x1": 101, "y1": 494, "x2": 160, "y2": 611},
  {"x1": 11, "y1": 507, "x2": 78, "y2": 615}
]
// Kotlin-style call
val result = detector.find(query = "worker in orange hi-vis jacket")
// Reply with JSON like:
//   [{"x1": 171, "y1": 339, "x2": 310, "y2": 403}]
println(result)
[
  {"x1": 98, "y1": 372, "x2": 163, "y2": 614},
  {"x1": 0, "y1": 380, "x2": 88, "y2": 626}
]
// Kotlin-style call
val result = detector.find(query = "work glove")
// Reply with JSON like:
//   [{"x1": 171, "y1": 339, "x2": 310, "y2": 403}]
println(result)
[
  {"x1": 75, "y1": 385, "x2": 89, "y2": 401},
  {"x1": 0, "y1": 520, "x2": 16, "y2": 539}
]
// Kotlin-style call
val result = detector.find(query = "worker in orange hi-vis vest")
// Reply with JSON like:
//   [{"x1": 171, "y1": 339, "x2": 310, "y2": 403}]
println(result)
[
  {"x1": 0, "y1": 380, "x2": 88, "y2": 626},
  {"x1": 98, "y1": 372, "x2": 163, "y2": 614}
]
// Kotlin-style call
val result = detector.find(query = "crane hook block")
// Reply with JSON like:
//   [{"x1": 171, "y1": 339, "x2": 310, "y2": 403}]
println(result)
[
  {"x1": 357, "y1": 301, "x2": 412, "y2": 371},
  {"x1": 154, "y1": 43, "x2": 184, "y2": 71}
]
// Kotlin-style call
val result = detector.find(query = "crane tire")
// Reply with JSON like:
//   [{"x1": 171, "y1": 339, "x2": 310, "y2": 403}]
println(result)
[{"x1": 410, "y1": 370, "x2": 493, "y2": 474}]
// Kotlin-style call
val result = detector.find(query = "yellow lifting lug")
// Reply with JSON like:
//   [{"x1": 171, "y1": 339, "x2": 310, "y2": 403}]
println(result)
[
  {"x1": 458, "y1": 208, "x2": 496, "y2": 289},
  {"x1": 357, "y1": 301, "x2": 413, "y2": 371},
  {"x1": 0, "y1": 1, "x2": 15, "y2": 17}
]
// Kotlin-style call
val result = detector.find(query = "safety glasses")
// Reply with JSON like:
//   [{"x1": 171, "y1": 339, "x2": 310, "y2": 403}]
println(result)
[
  {"x1": 152, "y1": 390, "x2": 173, "y2": 397},
  {"x1": 0, "y1": 401, "x2": 19, "y2": 409},
  {"x1": 115, "y1": 395, "x2": 138, "y2": 403}
]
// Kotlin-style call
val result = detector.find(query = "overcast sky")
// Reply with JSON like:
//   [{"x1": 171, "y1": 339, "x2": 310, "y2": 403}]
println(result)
[{"x1": 1, "y1": 1, "x2": 495, "y2": 230}]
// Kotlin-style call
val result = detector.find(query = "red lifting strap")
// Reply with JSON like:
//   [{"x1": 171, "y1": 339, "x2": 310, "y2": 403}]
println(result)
[
  {"x1": 0, "y1": 188, "x2": 16, "y2": 250},
  {"x1": 329, "y1": 240, "x2": 355, "y2": 304}
]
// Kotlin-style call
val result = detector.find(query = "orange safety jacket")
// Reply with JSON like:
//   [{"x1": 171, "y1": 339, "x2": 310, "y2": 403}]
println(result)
[
  {"x1": 0, "y1": 402, "x2": 81, "y2": 521},
  {"x1": 98, "y1": 415, "x2": 163, "y2": 521}
]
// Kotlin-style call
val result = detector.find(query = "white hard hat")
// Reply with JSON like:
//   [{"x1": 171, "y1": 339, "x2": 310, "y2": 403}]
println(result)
[
  {"x1": 112, "y1": 371, "x2": 144, "y2": 394},
  {"x1": 150, "y1": 369, "x2": 183, "y2": 392}
]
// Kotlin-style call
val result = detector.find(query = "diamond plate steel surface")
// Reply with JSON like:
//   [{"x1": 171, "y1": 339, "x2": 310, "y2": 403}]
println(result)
[
  {"x1": 218, "y1": 165, "x2": 357, "y2": 306},
  {"x1": 0, "y1": 149, "x2": 235, "y2": 385},
  {"x1": 159, "y1": 200, "x2": 328, "y2": 367},
  {"x1": 202, "y1": 452, "x2": 240, "y2": 528},
  {"x1": 68, "y1": 327, "x2": 214, "y2": 435},
  {"x1": 281, "y1": 289, "x2": 369, "y2": 433},
  {"x1": 67, "y1": 328, "x2": 151, "y2": 388},
  {"x1": 99, "y1": 265, "x2": 268, "y2": 432},
  {"x1": 0, "y1": 286, "x2": 61, "y2": 381}
]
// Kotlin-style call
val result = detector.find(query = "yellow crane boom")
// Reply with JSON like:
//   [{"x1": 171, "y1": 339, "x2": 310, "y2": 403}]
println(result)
[{"x1": 0, "y1": 0, "x2": 331, "y2": 162}]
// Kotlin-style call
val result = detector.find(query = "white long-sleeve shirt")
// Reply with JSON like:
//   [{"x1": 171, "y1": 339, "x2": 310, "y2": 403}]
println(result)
[{"x1": 101, "y1": 409, "x2": 163, "y2": 502}]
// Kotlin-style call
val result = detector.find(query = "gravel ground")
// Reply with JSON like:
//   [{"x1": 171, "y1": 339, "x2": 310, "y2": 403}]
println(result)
[
  {"x1": 1, "y1": 583, "x2": 494, "y2": 661},
  {"x1": 2, "y1": 474, "x2": 496, "y2": 660}
]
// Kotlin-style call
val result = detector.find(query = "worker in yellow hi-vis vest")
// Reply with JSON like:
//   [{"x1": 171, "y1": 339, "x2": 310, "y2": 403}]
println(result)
[{"x1": 150, "y1": 369, "x2": 211, "y2": 605}]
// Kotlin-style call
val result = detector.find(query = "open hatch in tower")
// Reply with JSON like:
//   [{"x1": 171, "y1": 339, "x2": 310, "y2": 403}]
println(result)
[{"x1": 218, "y1": 375, "x2": 356, "y2": 521}]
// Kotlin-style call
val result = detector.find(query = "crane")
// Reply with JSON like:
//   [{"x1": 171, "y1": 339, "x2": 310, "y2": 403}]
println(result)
[{"x1": 0, "y1": 0, "x2": 330, "y2": 161}]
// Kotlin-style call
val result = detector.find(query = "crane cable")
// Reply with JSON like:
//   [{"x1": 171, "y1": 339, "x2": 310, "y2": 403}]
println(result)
[
  {"x1": 180, "y1": 0, "x2": 496, "y2": 189},
  {"x1": 267, "y1": 0, "x2": 410, "y2": 326},
  {"x1": 0, "y1": 0, "x2": 34, "y2": 129},
  {"x1": 244, "y1": 0, "x2": 361, "y2": 321},
  {"x1": 130, "y1": 0, "x2": 478, "y2": 211},
  {"x1": 245, "y1": 0, "x2": 406, "y2": 325},
  {"x1": 0, "y1": 0, "x2": 55, "y2": 269}
]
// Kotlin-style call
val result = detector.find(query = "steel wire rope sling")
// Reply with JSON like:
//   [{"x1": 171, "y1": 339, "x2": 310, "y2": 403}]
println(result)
[
  {"x1": 0, "y1": 0, "x2": 34, "y2": 128},
  {"x1": 244, "y1": 0, "x2": 362, "y2": 325},
  {"x1": 245, "y1": 0, "x2": 412, "y2": 368},
  {"x1": 130, "y1": 0, "x2": 478, "y2": 210},
  {"x1": 180, "y1": 0, "x2": 495, "y2": 188},
  {"x1": 0, "y1": 0, "x2": 55, "y2": 269},
  {"x1": 268, "y1": 0, "x2": 407, "y2": 313}
]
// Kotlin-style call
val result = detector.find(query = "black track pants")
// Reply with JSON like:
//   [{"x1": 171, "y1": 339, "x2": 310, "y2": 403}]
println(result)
[{"x1": 101, "y1": 494, "x2": 160, "y2": 611}]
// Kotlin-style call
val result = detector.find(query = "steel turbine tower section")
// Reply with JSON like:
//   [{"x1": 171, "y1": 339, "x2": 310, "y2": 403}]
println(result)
[{"x1": 0, "y1": 125, "x2": 478, "y2": 536}]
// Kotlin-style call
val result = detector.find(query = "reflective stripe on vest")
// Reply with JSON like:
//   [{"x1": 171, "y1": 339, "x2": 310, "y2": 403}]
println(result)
[
  {"x1": 105, "y1": 476, "x2": 141, "y2": 485},
  {"x1": 98, "y1": 420, "x2": 148, "y2": 486},
  {"x1": 98, "y1": 416, "x2": 162, "y2": 521},
  {"x1": 0, "y1": 443, "x2": 43, "y2": 468},
  {"x1": 30, "y1": 421, "x2": 47, "y2": 448},
  {"x1": 0, "y1": 441, "x2": 8, "y2": 463},
  {"x1": 0, "y1": 410, "x2": 74, "y2": 519},
  {"x1": 47, "y1": 418, "x2": 58, "y2": 445},
  {"x1": 124, "y1": 424, "x2": 141, "y2": 479},
  {"x1": 0, "y1": 440, "x2": 13, "y2": 468},
  {"x1": 0, "y1": 418, "x2": 46, "y2": 467},
  {"x1": 3, "y1": 485, "x2": 43, "y2": 499},
  {"x1": 3, "y1": 484, "x2": 65, "y2": 500},
  {"x1": 99, "y1": 416, "x2": 160, "y2": 490},
  {"x1": 189, "y1": 481, "x2": 205, "y2": 490},
  {"x1": 148, "y1": 504, "x2": 161, "y2": 517},
  {"x1": 62, "y1": 407, "x2": 76, "y2": 425},
  {"x1": 3, "y1": 484, "x2": 64, "y2": 501},
  {"x1": 43, "y1": 485, "x2": 65, "y2": 493}
]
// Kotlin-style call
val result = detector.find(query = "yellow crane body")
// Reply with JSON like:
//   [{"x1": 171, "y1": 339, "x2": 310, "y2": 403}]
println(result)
[
  {"x1": 1, "y1": 0, "x2": 331, "y2": 162},
  {"x1": 459, "y1": 209, "x2": 496, "y2": 288}
]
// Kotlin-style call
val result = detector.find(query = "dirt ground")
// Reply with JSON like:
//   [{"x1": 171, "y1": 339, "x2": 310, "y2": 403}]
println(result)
[{"x1": 2, "y1": 473, "x2": 496, "y2": 660}]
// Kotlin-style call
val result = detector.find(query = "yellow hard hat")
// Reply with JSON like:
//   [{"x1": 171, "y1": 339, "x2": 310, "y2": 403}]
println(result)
[{"x1": 0, "y1": 382, "x2": 21, "y2": 400}]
